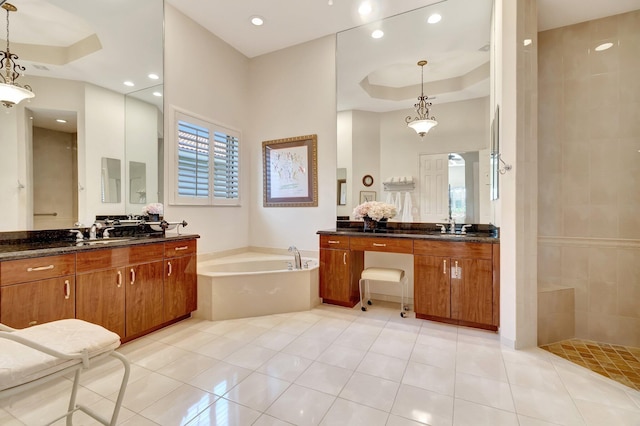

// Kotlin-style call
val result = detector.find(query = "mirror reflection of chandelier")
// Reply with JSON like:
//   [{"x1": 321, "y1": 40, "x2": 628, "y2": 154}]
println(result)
[
  {"x1": 405, "y1": 60, "x2": 437, "y2": 138},
  {"x1": 0, "y1": 2, "x2": 35, "y2": 108}
]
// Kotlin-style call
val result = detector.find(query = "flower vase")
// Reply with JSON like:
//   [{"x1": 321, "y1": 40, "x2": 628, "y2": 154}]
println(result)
[{"x1": 363, "y1": 216, "x2": 377, "y2": 232}]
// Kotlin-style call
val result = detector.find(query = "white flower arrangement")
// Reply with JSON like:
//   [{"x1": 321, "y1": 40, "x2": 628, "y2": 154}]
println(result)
[
  {"x1": 142, "y1": 202, "x2": 164, "y2": 216},
  {"x1": 352, "y1": 201, "x2": 397, "y2": 221}
]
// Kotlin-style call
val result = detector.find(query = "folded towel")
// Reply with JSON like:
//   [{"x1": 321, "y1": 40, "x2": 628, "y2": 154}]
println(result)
[
  {"x1": 401, "y1": 192, "x2": 413, "y2": 222},
  {"x1": 385, "y1": 191, "x2": 394, "y2": 205},
  {"x1": 394, "y1": 191, "x2": 403, "y2": 217}
]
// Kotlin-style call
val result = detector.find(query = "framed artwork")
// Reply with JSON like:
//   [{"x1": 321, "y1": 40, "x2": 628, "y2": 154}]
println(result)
[
  {"x1": 263, "y1": 134, "x2": 318, "y2": 207},
  {"x1": 359, "y1": 190, "x2": 376, "y2": 204}
]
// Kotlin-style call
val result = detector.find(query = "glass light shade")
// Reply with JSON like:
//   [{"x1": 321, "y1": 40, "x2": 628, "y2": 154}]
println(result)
[
  {"x1": 0, "y1": 82, "x2": 35, "y2": 107},
  {"x1": 408, "y1": 119, "x2": 438, "y2": 136}
]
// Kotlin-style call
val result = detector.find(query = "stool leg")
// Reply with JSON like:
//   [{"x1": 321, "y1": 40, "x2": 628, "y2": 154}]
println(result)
[
  {"x1": 366, "y1": 280, "x2": 372, "y2": 305},
  {"x1": 359, "y1": 279, "x2": 367, "y2": 311}
]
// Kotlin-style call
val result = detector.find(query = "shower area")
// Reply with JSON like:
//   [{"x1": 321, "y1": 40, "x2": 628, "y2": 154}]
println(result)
[{"x1": 536, "y1": 9, "x2": 640, "y2": 390}]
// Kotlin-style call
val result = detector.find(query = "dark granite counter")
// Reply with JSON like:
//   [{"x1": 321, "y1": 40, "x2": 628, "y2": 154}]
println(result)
[
  {"x1": 0, "y1": 233, "x2": 200, "y2": 261},
  {"x1": 318, "y1": 221, "x2": 499, "y2": 244}
]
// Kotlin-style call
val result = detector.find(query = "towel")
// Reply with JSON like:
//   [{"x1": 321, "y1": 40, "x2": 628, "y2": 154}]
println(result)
[
  {"x1": 385, "y1": 191, "x2": 394, "y2": 205},
  {"x1": 402, "y1": 192, "x2": 413, "y2": 222},
  {"x1": 394, "y1": 192, "x2": 403, "y2": 217}
]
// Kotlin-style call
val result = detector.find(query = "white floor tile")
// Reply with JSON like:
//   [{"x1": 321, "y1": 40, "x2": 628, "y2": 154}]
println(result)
[
  {"x1": 574, "y1": 399, "x2": 640, "y2": 426},
  {"x1": 223, "y1": 343, "x2": 277, "y2": 370},
  {"x1": 332, "y1": 328, "x2": 379, "y2": 351},
  {"x1": 266, "y1": 384, "x2": 335, "y2": 425},
  {"x1": 194, "y1": 336, "x2": 248, "y2": 360},
  {"x1": 503, "y1": 360, "x2": 566, "y2": 394},
  {"x1": 119, "y1": 414, "x2": 161, "y2": 425},
  {"x1": 316, "y1": 344, "x2": 367, "y2": 370},
  {"x1": 386, "y1": 414, "x2": 429, "y2": 426},
  {"x1": 510, "y1": 383, "x2": 585, "y2": 425},
  {"x1": 402, "y1": 361, "x2": 455, "y2": 396},
  {"x1": 339, "y1": 372, "x2": 400, "y2": 412},
  {"x1": 186, "y1": 398, "x2": 261, "y2": 426},
  {"x1": 452, "y1": 398, "x2": 518, "y2": 426},
  {"x1": 282, "y1": 335, "x2": 333, "y2": 360},
  {"x1": 188, "y1": 361, "x2": 252, "y2": 396},
  {"x1": 258, "y1": 352, "x2": 313, "y2": 382},
  {"x1": 391, "y1": 384, "x2": 454, "y2": 426},
  {"x1": 253, "y1": 329, "x2": 299, "y2": 351},
  {"x1": 223, "y1": 372, "x2": 290, "y2": 411},
  {"x1": 108, "y1": 372, "x2": 182, "y2": 413},
  {"x1": 252, "y1": 414, "x2": 294, "y2": 426},
  {"x1": 410, "y1": 342, "x2": 457, "y2": 370},
  {"x1": 294, "y1": 361, "x2": 353, "y2": 395},
  {"x1": 356, "y1": 351, "x2": 408, "y2": 382},
  {"x1": 320, "y1": 398, "x2": 388, "y2": 426},
  {"x1": 157, "y1": 351, "x2": 218, "y2": 382},
  {"x1": 140, "y1": 384, "x2": 217, "y2": 426},
  {"x1": 454, "y1": 372, "x2": 515, "y2": 412},
  {"x1": 455, "y1": 344, "x2": 508, "y2": 382},
  {"x1": 369, "y1": 336, "x2": 416, "y2": 360}
]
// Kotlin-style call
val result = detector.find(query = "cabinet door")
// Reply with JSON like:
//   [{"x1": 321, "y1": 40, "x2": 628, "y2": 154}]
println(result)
[
  {"x1": 414, "y1": 255, "x2": 450, "y2": 318},
  {"x1": 320, "y1": 249, "x2": 351, "y2": 305},
  {"x1": 125, "y1": 261, "x2": 164, "y2": 336},
  {"x1": 451, "y1": 258, "x2": 493, "y2": 325},
  {"x1": 164, "y1": 254, "x2": 197, "y2": 321},
  {"x1": 76, "y1": 268, "x2": 126, "y2": 338},
  {"x1": 0, "y1": 276, "x2": 75, "y2": 328}
]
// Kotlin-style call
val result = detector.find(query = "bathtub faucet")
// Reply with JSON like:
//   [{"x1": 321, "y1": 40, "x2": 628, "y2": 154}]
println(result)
[{"x1": 288, "y1": 246, "x2": 302, "y2": 270}]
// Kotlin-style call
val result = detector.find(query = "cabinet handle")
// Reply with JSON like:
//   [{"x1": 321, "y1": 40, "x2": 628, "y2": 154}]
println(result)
[
  {"x1": 443, "y1": 259, "x2": 447, "y2": 274},
  {"x1": 174, "y1": 246, "x2": 188, "y2": 251},
  {"x1": 130, "y1": 268, "x2": 136, "y2": 285},
  {"x1": 372, "y1": 243, "x2": 386, "y2": 247},
  {"x1": 343, "y1": 252, "x2": 347, "y2": 265},
  {"x1": 328, "y1": 240, "x2": 340, "y2": 244},
  {"x1": 28, "y1": 320, "x2": 37, "y2": 326},
  {"x1": 168, "y1": 261, "x2": 172, "y2": 277},
  {"x1": 64, "y1": 280, "x2": 70, "y2": 300},
  {"x1": 27, "y1": 264, "x2": 54, "y2": 272},
  {"x1": 117, "y1": 270, "x2": 122, "y2": 288}
]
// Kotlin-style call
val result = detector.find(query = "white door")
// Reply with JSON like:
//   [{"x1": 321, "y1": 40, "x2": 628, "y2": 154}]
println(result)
[{"x1": 419, "y1": 154, "x2": 449, "y2": 222}]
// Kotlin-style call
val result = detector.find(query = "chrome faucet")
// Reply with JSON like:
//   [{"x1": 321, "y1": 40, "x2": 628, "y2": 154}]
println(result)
[
  {"x1": 449, "y1": 218, "x2": 456, "y2": 234},
  {"x1": 89, "y1": 223, "x2": 102, "y2": 240},
  {"x1": 288, "y1": 246, "x2": 302, "y2": 270}
]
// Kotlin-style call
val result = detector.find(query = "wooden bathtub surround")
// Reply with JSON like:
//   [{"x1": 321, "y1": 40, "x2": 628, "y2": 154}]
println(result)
[
  {"x1": 318, "y1": 231, "x2": 500, "y2": 331},
  {"x1": 0, "y1": 236, "x2": 198, "y2": 343}
]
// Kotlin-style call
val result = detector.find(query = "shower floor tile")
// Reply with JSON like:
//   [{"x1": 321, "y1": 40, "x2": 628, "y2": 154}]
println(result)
[{"x1": 540, "y1": 339, "x2": 640, "y2": 391}]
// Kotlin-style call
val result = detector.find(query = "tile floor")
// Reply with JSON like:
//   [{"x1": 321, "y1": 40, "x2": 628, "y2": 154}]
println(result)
[
  {"x1": 540, "y1": 339, "x2": 640, "y2": 391},
  {"x1": 2, "y1": 302, "x2": 640, "y2": 426}
]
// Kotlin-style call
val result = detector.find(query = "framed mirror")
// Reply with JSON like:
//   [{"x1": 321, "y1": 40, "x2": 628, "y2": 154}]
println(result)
[
  {"x1": 101, "y1": 157, "x2": 122, "y2": 203},
  {"x1": 336, "y1": 0, "x2": 493, "y2": 223},
  {"x1": 129, "y1": 161, "x2": 147, "y2": 204},
  {"x1": 0, "y1": 0, "x2": 163, "y2": 231}
]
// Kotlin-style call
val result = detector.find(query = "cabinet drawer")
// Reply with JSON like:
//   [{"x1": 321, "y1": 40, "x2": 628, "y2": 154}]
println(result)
[
  {"x1": 414, "y1": 240, "x2": 492, "y2": 259},
  {"x1": 349, "y1": 237, "x2": 413, "y2": 254},
  {"x1": 1, "y1": 254, "x2": 76, "y2": 286},
  {"x1": 164, "y1": 239, "x2": 197, "y2": 258},
  {"x1": 320, "y1": 235, "x2": 350, "y2": 250},
  {"x1": 77, "y1": 247, "x2": 129, "y2": 273}
]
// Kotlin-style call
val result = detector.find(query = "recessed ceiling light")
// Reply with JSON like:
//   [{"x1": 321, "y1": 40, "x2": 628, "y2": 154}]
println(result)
[
  {"x1": 148, "y1": 73, "x2": 159, "y2": 80},
  {"x1": 358, "y1": 2, "x2": 372, "y2": 16},
  {"x1": 427, "y1": 14, "x2": 441, "y2": 24},
  {"x1": 371, "y1": 29, "x2": 384, "y2": 39},
  {"x1": 153, "y1": 92, "x2": 162, "y2": 97},
  {"x1": 523, "y1": 39, "x2": 532, "y2": 46},
  {"x1": 124, "y1": 81, "x2": 135, "y2": 87},
  {"x1": 595, "y1": 42, "x2": 613, "y2": 52},
  {"x1": 56, "y1": 119, "x2": 67, "y2": 123},
  {"x1": 250, "y1": 16, "x2": 264, "y2": 26}
]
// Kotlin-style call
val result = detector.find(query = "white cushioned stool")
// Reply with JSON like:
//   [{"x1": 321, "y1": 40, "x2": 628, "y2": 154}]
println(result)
[
  {"x1": 359, "y1": 267, "x2": 409, "y2": 317},
  {"x1": 0, "y1": 319, "x2": 130, "y2": 426}
]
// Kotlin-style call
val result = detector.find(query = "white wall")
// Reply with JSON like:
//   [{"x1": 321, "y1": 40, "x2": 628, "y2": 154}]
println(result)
[
  {"x1": 164, "y1": 4, "x2": 250, "y2": 254},
  {"x1": 246, "y1": 36, "x2": 337, "y2": 253}
]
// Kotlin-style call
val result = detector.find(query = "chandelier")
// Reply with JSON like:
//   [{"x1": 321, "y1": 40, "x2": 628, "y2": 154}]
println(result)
[
  {"x1": 0, "y1": 2, "x2": 34, "y2": 108},
  {"x1": 405, "y1": 60, "x2": 437, "y2": 138}
]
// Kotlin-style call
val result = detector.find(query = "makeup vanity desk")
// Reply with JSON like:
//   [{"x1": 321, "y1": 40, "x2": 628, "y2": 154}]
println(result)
[{"x1": 317, "y1": 224, "x2": 500, "y2": 331}]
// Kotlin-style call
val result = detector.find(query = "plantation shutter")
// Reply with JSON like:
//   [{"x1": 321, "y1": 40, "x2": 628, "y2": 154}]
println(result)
[
  {"x1": 212, "y1": 131, "x2": 239, "y2": 199},
  {"x1": 177, "y1": 120, "x2": 210, "y2": 198}
]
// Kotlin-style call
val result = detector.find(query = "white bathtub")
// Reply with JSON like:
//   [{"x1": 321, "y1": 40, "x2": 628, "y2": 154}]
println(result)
[{"x1": 195, "y1": 253, "x2": 320, "y2": 321}]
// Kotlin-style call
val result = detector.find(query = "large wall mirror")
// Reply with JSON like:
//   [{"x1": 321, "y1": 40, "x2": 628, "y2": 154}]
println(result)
[
  {"x1": 336, "y1": 0, "x2": 494, "y2": 224},
  {"x1": 0, "y1": 0, "x2": 163, "y2": 231}
]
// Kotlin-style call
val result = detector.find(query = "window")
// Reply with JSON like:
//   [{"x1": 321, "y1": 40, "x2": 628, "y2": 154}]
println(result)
[{"x1": 171, "y1": 110, "x2": 240, "y2": 206}]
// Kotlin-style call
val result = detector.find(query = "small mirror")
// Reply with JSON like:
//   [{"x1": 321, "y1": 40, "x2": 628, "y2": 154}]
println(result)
[
  {"x1": 101, "y1": 157, "x2": 122, "y2": 203},
  {"x1": 129, "y1": 161, "x2": 147, "y2": 204}
]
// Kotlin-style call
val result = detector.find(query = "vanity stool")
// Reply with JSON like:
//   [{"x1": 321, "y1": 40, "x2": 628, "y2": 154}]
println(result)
[{"x1": 359, "y1": 267, "x2": 409, "y2": 317}]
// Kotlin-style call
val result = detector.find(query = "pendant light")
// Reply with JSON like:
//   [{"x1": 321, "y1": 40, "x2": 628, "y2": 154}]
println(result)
[
  {"x1": 0, "y1": 2, "x2": 34, "y2": 108},
  {"x1": 405, "y1": 60, "x2": 437, "y2": 138}
]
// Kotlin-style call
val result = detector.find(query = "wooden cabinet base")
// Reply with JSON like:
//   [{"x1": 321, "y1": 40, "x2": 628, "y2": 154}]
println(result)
[
  {"x1": 121, "y1": 313, "x2": 192, "y2": 344},
  {"x1": 321, "y1": 298, "x2": 358, "y2": 308},
  {"x1": 416, "y1": 313, "x2": 498, "y2": 332}
]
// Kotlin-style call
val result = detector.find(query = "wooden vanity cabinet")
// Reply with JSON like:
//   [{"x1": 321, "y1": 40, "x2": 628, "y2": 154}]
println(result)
[
  {"x1": 319, "y1": 235, "x2": 363, "y2": 307},
  {"x1": 163, "y1": 239, "x2": 197, "y2": 321},
  {"x1": 0, "y1": 254, "x2": 76, "y2": 328},
  {"x1": 414, "y1": 240, "x2": 496, "y2": 330}
]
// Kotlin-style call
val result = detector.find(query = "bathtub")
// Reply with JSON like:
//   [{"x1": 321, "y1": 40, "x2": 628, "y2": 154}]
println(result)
[{"x1": 195, "y1": 253, "x2": 320, "y2": 321}]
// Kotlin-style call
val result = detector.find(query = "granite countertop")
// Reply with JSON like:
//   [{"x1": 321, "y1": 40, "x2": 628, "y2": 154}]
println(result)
[{"x1": 0, "y1": 233, "x2": 200, "y2": 261}]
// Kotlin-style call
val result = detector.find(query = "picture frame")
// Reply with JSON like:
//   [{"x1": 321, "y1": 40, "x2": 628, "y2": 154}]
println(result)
[
  {"x1": 359, "y1": 190, "x2": 376, "y2": 204},
  {"x1": 337, "y1": 179, "x2": 347, "y2": 205},
  {"x1": 263, "y1": 134, "x2": 318, "y2": 207}
]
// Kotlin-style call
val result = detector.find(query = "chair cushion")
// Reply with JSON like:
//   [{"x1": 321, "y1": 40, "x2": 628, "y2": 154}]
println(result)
[
  {"x1": 0, "y1": 319, "x2": 121, "y2": 391},
  {"x1": 361, "y1": 267, "x2": 405, "y2": 282}
]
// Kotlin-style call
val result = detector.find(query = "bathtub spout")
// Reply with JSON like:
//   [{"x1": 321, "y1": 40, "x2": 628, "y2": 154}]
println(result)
[{"x1": 288, "y1": 246, "x2": 302, "y2": 269}]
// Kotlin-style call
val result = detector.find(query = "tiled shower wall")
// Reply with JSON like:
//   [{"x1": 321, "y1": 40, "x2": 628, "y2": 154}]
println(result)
[{"x1": 537, "y1": 10, "x2": 640, "y2": 347}]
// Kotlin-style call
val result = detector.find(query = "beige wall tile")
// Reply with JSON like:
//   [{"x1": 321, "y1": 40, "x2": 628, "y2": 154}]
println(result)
[
  {"x1": 589, "y1": 15, "x2": 619, "y2": 41},
  {"x1": 587, "y1": 280, "x2": 618, "y2": 315}
]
